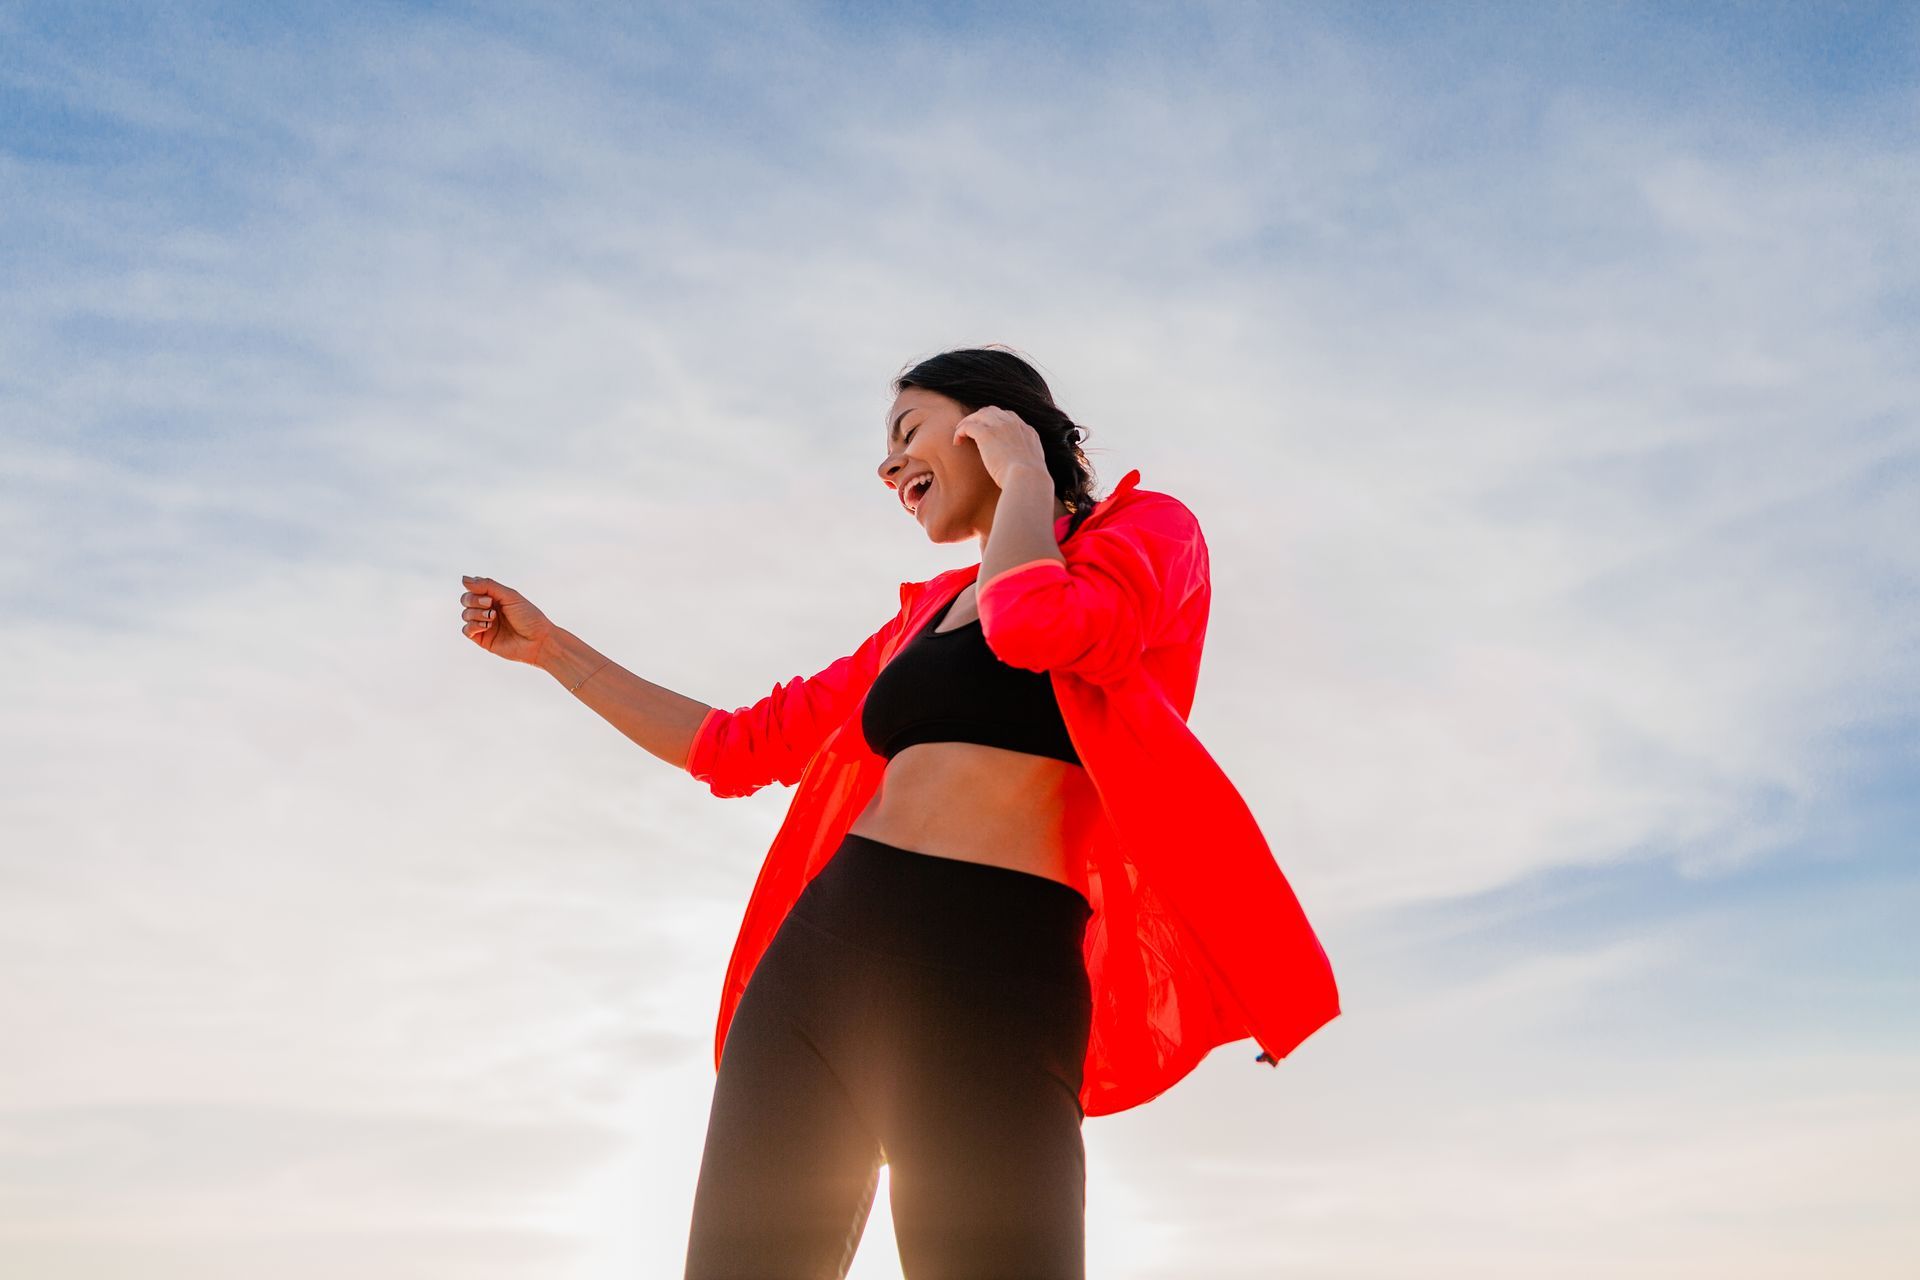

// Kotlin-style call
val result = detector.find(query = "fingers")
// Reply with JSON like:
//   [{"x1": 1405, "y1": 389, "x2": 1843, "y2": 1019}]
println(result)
[
  {"x1": 460, "y1": 575, "x2": 498, "y2": 608},
  {"x1": 460, "y1": 575, "x2": 497, "y2": 638}
]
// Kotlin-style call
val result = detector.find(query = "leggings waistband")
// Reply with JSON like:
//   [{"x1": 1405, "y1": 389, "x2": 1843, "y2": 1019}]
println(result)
[{"x1": 789, "y1": 833, "x2": 1092, "y2": 981}]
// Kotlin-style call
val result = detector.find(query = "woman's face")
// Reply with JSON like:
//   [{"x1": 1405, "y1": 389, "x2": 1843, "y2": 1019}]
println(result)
[{"x1": 876, "y1": 386, "x2": 995, "y2": 545}]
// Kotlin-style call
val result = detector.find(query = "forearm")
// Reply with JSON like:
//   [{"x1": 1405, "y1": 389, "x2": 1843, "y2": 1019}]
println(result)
[
  {"x1": 538, "y1": 626, "x2": 711, "y2": 771},
  {"x1": 979, "y1": 466, "x2": 1065, "y2": 589}
]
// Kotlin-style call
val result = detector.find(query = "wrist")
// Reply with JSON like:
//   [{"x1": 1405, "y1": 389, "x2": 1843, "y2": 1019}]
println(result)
[
  {"x1": 535, "y1": 626, "x2": 578, "y2": 675},
  {"x1": 1003, "y1": 464, "x2": 1054, "y2": 494}
]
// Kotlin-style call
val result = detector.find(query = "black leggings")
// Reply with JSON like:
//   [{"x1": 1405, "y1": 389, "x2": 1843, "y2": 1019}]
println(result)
[{"x1": 683, "y1": 831, "x2": 1095, "y2": 1279}]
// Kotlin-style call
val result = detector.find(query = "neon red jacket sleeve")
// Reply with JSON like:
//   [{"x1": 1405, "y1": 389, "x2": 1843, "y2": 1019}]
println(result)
[
  {"x1": 683, "y1": 586, "x2": 910, "y2": 798},
  {"x1": 976, "y1": 495, "x2": 1208, "y2": 685}
]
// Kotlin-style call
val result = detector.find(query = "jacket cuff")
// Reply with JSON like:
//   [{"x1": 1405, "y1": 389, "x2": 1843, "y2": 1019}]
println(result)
[
  {"x1": 979, "y1": 556, "x2": 1068, "y2": 596},
  {"x1": 685, "y1": 705, "x2": 729, "y2": 791}
]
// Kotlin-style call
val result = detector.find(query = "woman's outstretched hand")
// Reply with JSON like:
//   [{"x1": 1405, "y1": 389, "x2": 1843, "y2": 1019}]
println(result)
[{"x1": 460, "y1": 574, "x2": 555, "y2": 665}]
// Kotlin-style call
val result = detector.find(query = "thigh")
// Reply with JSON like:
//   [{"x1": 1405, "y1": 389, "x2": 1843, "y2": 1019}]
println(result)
[
  {"x1": 684, "y1": 928, "x2": 885, "y2": 1280},
  {"x1": 880, "y1": 965, "x2": 1093, "y2": 1280}
]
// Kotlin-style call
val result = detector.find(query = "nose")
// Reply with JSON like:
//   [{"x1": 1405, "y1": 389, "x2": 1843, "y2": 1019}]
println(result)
[{"x1": 877, "y1": 452, "x2": 907, "y2": 488}]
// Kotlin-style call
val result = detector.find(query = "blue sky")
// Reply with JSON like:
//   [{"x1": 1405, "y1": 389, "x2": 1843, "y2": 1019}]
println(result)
[{"x1": 3, "y1": 2, "x2": 1917, "y2": 1276}]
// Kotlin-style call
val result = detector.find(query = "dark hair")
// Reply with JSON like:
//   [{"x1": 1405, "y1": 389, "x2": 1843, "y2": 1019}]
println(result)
[{"x1": 891, "y1": 345, "x2": 1101, "y2": 539}]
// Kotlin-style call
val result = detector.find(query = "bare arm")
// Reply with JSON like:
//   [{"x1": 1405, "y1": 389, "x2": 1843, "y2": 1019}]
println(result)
[{"x1": 537, "y1": 626, "x2": 712, "y2": 771}]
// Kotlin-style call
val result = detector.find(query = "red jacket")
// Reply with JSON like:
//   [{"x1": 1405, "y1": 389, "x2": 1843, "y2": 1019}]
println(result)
[{"x1": 685, "y1": 467, "x2": 1340, "y2": 1116}]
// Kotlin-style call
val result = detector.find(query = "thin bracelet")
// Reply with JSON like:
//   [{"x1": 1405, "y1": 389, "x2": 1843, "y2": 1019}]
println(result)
[{"x1": 568, "y1": 658, "x2": 611, "y2": 693}]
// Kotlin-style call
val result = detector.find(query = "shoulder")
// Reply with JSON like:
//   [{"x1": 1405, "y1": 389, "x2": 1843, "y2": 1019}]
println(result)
[{"x1": 1085, "y1": 488, "x2": 1206, "y2": 547}]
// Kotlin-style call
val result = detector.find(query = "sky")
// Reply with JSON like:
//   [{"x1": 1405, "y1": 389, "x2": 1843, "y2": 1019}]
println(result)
[{"x1": 2, "y1": 1, "x2": 1917, "y2": 1275}]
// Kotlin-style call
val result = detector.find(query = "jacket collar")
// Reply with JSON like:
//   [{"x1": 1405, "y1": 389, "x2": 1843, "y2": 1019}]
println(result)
[{"x1": 1052, "y1": 467, "x2": 1143, "y2": 543}]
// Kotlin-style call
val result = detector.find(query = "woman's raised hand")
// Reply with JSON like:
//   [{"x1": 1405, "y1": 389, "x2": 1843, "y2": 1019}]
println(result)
[{"x1": 459, "y1": 574, "x2": 555, "y2": 665}]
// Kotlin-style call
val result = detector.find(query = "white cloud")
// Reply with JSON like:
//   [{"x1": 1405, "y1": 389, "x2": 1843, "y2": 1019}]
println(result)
[{"x1": 3, "y1": 5, "x2": 1915, "y2": 1276}]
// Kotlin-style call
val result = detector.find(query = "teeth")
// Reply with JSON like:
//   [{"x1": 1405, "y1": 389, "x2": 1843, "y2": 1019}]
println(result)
[{"x1": 906, "y1": 474, "x2": 933, "y2": 511}]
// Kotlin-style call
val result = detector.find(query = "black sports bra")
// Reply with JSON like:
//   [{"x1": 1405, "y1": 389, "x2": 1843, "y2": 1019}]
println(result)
[{"x1": 860, "y1": 584, "x2": 1081, "y2": 766}]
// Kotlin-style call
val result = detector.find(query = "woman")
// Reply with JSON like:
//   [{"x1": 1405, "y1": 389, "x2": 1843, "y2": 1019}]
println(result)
[{"x1": 457, "y1": 347, "x2": 1340, "y2": 1279}]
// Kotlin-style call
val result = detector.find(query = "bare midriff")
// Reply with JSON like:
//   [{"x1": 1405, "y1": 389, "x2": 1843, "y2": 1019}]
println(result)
[{"x1": 845, "y1": 583, "x2": 1100, "y2": 900}]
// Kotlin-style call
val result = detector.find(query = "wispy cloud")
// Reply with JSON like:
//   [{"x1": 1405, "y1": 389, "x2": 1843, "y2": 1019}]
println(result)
[{"x1": 3, "y1": 3, "x2": 1916, "y2": 1275}]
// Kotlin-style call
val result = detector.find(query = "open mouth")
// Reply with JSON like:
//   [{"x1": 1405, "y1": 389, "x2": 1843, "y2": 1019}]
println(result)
[{"x1": 904, "y1": 472, "x2": 934, "y2": 514}]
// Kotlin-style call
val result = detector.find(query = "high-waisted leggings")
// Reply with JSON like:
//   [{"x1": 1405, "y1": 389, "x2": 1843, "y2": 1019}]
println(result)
[{"x1": 683, "y1": 831, "x2": 1095, "y2": 1279}]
